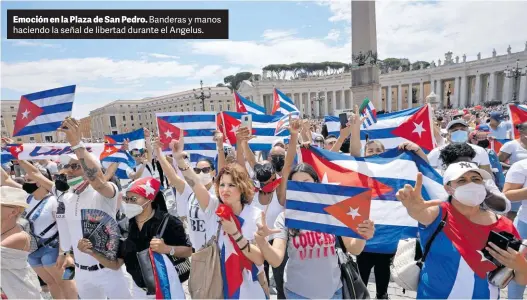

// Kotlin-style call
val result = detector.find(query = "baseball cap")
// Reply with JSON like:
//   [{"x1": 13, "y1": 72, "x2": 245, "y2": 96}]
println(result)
[
  {"x1": 442, "y1": 161, "x2": 492, "y2": 185},
  {"x1": 446, "y1": 119, "x2": 469, "y2": 131},
  {"x1": 59, "y1": 153, "x2": 77, "y2": 165},
  {"x1": 0, "y1": 186, "x2": 30, "y2": 208},
  {"x1": 489, "y1": 112, "x2": 503, "y2": 122},
  {"x1": 476, "y1": 124, "x2": 490, "y2": 132}
]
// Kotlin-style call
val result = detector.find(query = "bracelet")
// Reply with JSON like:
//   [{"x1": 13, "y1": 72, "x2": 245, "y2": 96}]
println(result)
[
  {"x1": 178, "y1": 164, "x2": 190, "y2": 171},
  {"x1": 235, "y1": 234, "x2": 244, "y2": 243},
  {"x1": 240, "y1": 241, "x2": 249, "y2": 251},
  {"x1": 230, "y1": 230, "x2": 240, "y2": 237}
]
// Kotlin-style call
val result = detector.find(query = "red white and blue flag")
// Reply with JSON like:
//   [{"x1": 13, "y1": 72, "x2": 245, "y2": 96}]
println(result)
[
  {"x1": 508, "y1": 103, "x2": 527, "y2": 139},
  {"x1": 285, "y1": 181, "x2": 372, "y2": 238},
  {"x1": 272, "y1": 88, "x2": 299, "y2": 116},
  {"x1": 325, "y1": 105, "x2": 436, "y2": 152},
  {"x1": 234, "y1": 92, "x2": 266, "y2": 115},
  {"x1": 300, "y1": 146, "x2": 446, "y2": 253},
  {"x1": 13, "y1": 85, "x2": 76, "y2": 137},
  {"x1": 147, "y1": 250, "x2": 185, "y2": 299}
]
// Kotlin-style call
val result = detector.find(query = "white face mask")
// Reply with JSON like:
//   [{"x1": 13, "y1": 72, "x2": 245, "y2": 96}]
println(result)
[
  {"x1": 452, "y1": 182, "x2": 487, "y2": 207},
  {"x1": 198, "y1": 172, "x2": 213, "y2": 185},
  {"x1": 122, "y1": 201, "x2": 149, "y2": 218}
]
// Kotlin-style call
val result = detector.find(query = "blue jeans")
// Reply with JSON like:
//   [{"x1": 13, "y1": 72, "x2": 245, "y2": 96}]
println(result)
[
  {"x1": 27, "y1": 245, "x2": 59, "y2": 267},
  {"x1": 285, "y1": 287, "x2": 342, "y2": 299},
  {"x1": 508, "y1": 217, "x2": 527, "y2": 299}
]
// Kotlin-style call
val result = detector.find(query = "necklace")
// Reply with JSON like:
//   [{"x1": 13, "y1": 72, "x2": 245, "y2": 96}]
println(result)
[
  {"x1": 136, "y1": 210, "x2": 155, "y2": 224},
  {"x1": 1, "y1": 224, "x2": 17, "y2": 236}
]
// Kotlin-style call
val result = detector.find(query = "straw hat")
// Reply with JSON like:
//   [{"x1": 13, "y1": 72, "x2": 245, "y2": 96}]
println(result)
[{"x1": 0, "y1": 186, "x2": 29, "y2": 208}]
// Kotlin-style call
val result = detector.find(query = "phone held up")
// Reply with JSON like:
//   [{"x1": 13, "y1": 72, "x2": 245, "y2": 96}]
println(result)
[
  {"x1": 62, "y1": 266, "x2": 75, "y2": 280},
  {"x1": 241, "y1": 114, "x2": 252, "y2": 133},
  {"x1": 338, "y1": 113, "x2": 348, "y2": 129}
]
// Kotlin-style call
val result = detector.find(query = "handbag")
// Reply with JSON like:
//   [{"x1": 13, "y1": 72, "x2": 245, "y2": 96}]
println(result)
[
  {"x1": 188, "y1": 222, "x2": 223, "y2": 299},
  {"x1": 391, "y1": 212, "x2": 448, "y2": 291},
  {"x1": 336, "y1": 236, "x2": 370, "y2": 299},
  {"x1": 136, "y1": 214, "x2": 170, "y2": 295},
  {"x1": 172, "y1": 255, "x2": 191, "y2": 282}
]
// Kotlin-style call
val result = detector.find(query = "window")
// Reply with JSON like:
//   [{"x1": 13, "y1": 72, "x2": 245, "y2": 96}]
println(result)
[
  {"x1": 227, "y1": 104, "x2": 231, "y2": 111},
  {"x1": 139, "y1": 115, "x2": 141, "y2": 120},
  {"x1": 29, "y1": 137, "x2": 35, "y2": 141},
  {"x1": 131, "y1": 115, "x2": 134, "y2": 121},
  {"x1": 193, "y1": 106, "x2": 196, "y2": 111},
  {"x1": 110, "y1": 116, "x2": 117, "y2": 127},
  {"x1": 122, "y1": 116, "x2": 126, "y2": 121},
  {"x1": 139, "y1": 123, "x2": 142, "y2": 126},
  {"x1": 10, "y1": 106, "x2": 14, "y2": 111},
  {"x1": 1, "y1": 120, "x2": 4, "y2": 127},
  {"x1": 210, "y1": 104, "x2": 214, "y2": 111},
  {"x1": 219, "y1": 104, "x2": 223, "y2": 111}
]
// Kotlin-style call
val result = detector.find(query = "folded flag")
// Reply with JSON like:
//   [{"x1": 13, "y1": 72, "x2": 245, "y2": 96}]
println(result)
[
  {"x1": 359, "y1": 98, "x2": 377, "y2": 129},
  {"x1": 234, "y1": 92, "x2": 266, "y2": 115},
  {"x1": 301, "y1": 146, "x2": 446, "y2": 253},
  {"x1": 285, "y1": 181, "x2": 371, "y2": 239},
  {"x1": 105, "y1": 128, "x2": 145, "y2": 150},
  {"x1": 13, "y1": 85, "x2": 76, "y2": 137},
  {"x1": 272, "y1": 88, "x2": 299, "y2": 116},
  {"x1": 156, "y1": 112, "x2": 217, "y2": 164},
  {"x1": 325, "y1": 105, "x2": 435, "y2": 152},
  {"x1": 508, "y1": 103, "x2": 527, "y2": 139},
  {"x1": 218, "y1": 111, "x2": 290, "y2": 151}
]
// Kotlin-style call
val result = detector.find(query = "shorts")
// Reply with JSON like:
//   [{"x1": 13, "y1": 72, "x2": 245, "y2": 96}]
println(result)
[{"x1": 28, "y1": 245, "x2": 59, "y2": 268}]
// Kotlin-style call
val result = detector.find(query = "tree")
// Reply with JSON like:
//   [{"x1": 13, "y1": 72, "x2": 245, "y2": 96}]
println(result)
[
  {"x1": 223, "y1": 72, "x2": 253, "y2": 91},
  {"x1": 216, "y1": 83, "x2": 225, "y2": 87},
  {"x1": 412, "y1": 61, "x2": 430, "y2": 70}
]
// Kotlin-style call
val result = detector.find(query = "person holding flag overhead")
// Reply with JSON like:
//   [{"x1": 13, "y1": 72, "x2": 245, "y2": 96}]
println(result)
[
  {"x1": 396, "y1": 162, "x2": 527, "y2": 299},
  {"x1": 255, "y1": 116, "x2": 375, "y2": 299}
]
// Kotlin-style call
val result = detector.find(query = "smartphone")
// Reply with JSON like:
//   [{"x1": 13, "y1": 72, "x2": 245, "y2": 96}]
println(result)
[
  {"x1": 339, "y1": 113, "x2": 348, "y2": 129},
  {"x1": 241, "y1": 114, "x2": 252, "y2": 132},
  {"x1": 488, "y1": 231, "x2": 509, "y2": 250},
  {"x1": 62, "y1": 266, "x2": 75, "y2": 280}
]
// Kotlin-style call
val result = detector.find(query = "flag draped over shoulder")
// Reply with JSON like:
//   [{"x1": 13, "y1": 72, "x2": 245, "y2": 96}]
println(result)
[{"x1": 301, "y1": 146, "x2": 447, "y2": 253}]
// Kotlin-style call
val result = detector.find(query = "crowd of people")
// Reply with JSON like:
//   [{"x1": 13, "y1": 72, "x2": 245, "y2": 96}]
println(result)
[{"x1": 1, "y1": 102, "x2": 527, "y2": 300}]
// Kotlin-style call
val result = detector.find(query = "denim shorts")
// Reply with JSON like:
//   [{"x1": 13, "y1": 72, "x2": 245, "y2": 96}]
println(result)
[
  {"x1": 28, "y1": 245, "x2": 59, "y2": 268},
  {"x1": 285, "y1": 287, "x2": 342, "y2": 299}
]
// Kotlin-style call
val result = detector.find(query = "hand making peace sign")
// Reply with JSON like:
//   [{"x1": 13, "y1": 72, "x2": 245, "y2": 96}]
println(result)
[
  {"x1": 254, "y1": 211, "x2": 281, "y2": 245},
  {"x1": 395, "y1": 172, "x2": 442, "y2": 214}
]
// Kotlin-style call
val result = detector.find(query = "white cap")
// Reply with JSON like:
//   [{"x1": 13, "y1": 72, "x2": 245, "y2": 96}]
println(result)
[
  {"x1": 0, "y1": 186, "x2": 29, "y2": 208},
  {"x1": 59, "y1": 153, "x2": 77, "y2": 165},
  {"x1": 272, "y1": 139, "x2": 285, "y2": 148},
  {"x1": 442, "y1": 161, "x2": 492, "y2": 185}
]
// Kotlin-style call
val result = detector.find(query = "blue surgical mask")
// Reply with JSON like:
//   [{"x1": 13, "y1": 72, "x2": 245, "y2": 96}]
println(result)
[{"x1": 450, "y1": 130, "x2": 468, "y2": 143}]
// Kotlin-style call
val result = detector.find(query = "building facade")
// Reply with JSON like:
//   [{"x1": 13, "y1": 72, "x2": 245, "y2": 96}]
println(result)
[
  {"x1": 1, "y1": 100, "x2": 62, "y2": 142},
  {"x1": 79, "y1": 116, "x2": 91, "y2": 140},
  {"x1": 89, "y1": 86, "x2": 233, "y2": 140},
  {"x1": 237, "y1": 46, "x2": 527, "y2": 117}
]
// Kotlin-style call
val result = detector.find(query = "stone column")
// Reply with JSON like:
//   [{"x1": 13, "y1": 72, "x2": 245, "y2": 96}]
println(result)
[
  {"x1": 331, "y1": 90, "x2": 336, "y2": 115},
  {"x1": 323, "y1": 92, "x2": 329, "y2": 116},
  {"x1": 474, "y1": 74, "x2": 482, "y2": 105},
  {"x1": 437, "y1": 80, "x2": 443, "y2": 108},
  {"x1": 306, "y1": 92, "x2": 312, "y2": 117},
  {"x1": 397, "y1": 84, "x2": 403, "y2": 111},
  {"x1": 314, "y1": 93, "x2": 320, "y2": 117},
  {"x1": 407, "y1": 83, "x2": 413, "y2": 108},
  {"x1": 341, "y1": 90, "x2": 346, "y2": 110},
  {"x1": 454, "y1": 77, "x2": 461, "y2": 107},
  {"x1": 519, "y1": 75, "x2": 527, "y2": 103},
  {"x1": 387, "y1": 85, "x2": 392, "y2": 112},
  {"x1": 460, "y1": 76, "x2": 468, "y2": 107},
  {"x1": 419, "y1": 81, "x2": 424, "y2": 104},
  {"x1": 488, "y1": 72, "x2": 496, "y2": 102},
  {"x1": 298, "y1": 93, "x2": 304, "y2": 115},
  {"x1": 260, "y1": 94, "x2": 265, "y2": 107},
  {"x1": 378, "y1": 87, "x2": 383, "y2": 111},
  {"x1": 502, "y1": 77, "x2": 511, "y2": 104}
]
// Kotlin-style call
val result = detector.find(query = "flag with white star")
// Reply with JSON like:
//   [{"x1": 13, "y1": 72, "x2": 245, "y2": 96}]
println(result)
[{"x1": 12, "y1": 85, "x2": 76, "y2": 137}]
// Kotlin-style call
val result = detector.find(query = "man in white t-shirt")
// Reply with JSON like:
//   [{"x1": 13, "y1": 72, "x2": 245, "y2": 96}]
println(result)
[
  {"x1": 427, "y1": 119, "x2": 492, "y2": 175},
  {"x1": 55, "y1": 118, "x2": 133, "y2": 299}
]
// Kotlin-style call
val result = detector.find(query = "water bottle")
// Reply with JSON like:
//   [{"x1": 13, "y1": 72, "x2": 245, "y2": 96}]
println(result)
[{"x1": 488, "y1": 239, "x2": 527, "y2": 288}]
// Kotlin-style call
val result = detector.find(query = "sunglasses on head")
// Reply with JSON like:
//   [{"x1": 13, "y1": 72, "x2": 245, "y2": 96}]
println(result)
[
  {"x1": 63, "y1": 163, "x2": 81, "y2": 170},
  {"x1": 123, "y1": 196, "x2": 138, "y2": 203},
  {"x1": 194, "y1": 167, "x2": 212, "y2": 174}
]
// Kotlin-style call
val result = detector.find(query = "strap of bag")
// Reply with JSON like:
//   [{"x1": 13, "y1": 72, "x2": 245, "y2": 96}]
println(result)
[
  {"x1": 214, "y1": 221, "x2": 221, "y2": 247},
  {"x1": 38, "y1": 222, "x2": 57, "y2": 237},
  {"x1": 421, "y1": 211, "x2": 448, "y2": 263},
  {"x1": 25, "y1": 194, "x2": 51, "y2": 220},
  {"x1": 155, "y1": 213, "x2": 171, "y2": 239}
]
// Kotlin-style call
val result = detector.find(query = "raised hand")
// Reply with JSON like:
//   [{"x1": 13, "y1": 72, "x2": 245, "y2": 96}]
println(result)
[
  {"x1": 357, "y1": 220, "x2": 375, "y2": 240},
  {"x1": 77, "y1": 238, "x2": 94, "y2": 255},
  {"x1": 288, "y1": 115, "x2": 301, "y2": 135},
  {"x1": 121, "y1": 138, "x2": 130, "y2": 151},
  {"x1": 57, "y1": 117, "x2": 81, "y2": 146},
  {"x1": 143, "y1": 128, "x2": 151, "y2": 138},
  {"x1": 395, "y1": 172, "x2": 442, "y2": 213},
  {"x1": 255, "y1": 211, "x2": 281, "y2": 239},
  {"x1": 153, "y1": 137, "x2": 164, "y2": 155},
  {"x1": 213, "y1": 130, "x2": 224, "y2": 144},
  {"x1": 398, "y1": 141, "x2": 421, "y2": 152}
]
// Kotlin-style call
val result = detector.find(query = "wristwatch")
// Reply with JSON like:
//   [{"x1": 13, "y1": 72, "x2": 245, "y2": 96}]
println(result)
[
  {"x1": 70, "y1": 142, "x2": 85, "y2": 151},
  {"x1": 169, "y1": 246, "x2": 175, "y2": 256}
]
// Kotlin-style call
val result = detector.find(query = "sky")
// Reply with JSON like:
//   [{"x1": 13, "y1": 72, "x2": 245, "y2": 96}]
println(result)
[{"x1": 1, "y1": 0, "x2": 527, "y2": 118}]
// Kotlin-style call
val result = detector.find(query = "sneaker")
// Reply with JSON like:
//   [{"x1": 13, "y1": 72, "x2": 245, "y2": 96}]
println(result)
[{"x1": 377, "y1": 293, "x2": 389, "y2": 299}]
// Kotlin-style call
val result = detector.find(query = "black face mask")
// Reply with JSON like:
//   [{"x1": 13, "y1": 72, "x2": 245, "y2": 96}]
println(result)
[
  {"x1": 477, "y1": 139, "x2": 490, "y2": 149},
  {"x1": 22, "y1": 182, "x2": 39, "y2": 194},
  {"x1": 55, "y1": 174, "x2": 70, "y2": 192},
  {"x1": 270, "y1": 155, "x2": 285, "y2": 173},
  {"x1": 254, "y1": 163, "x2": 275, "y2": 183}
]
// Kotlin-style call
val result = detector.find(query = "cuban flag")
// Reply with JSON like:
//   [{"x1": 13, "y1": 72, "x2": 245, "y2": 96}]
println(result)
[
  {"x1": 325, "y1": 105, "x2": 436, "y2": 152},
  {"x1": 286, "y1": 181, "x2": 372, "y2": 238},
  {"x1": 274, "y1": 111, "x2": 300, "y2": 135},
  {"x1": 105, "y1": 128, "x2": 145, "y2": 150},
  {"x1": 234, "y1": 92, "x2": 266, "y2": 115},
  {"x1": 1, "y1": 148, "x2": 15, "y2": 164},
  {"x1": 418, "y1": 203, "x2": 520, "y2": 299},
  {"x1": 300, "y1": 146, "x2": 446, "y2": 253},
  {"x1": 218, "y1": 111, "x2": 290, "y2": 151},
  {"x1": 148, "y1": 250, "x2": 185, "y2": 299},
  {"x1": 271, "y1": 88, "x2": 299, "y2": 116},
  {"x1": 490, "y1": 138, "x2": 511, "y2": 153},
  {"x1": 156, "y1": 112, "x2": 217, "y2": 164},
  {"x1": 508, "y1": 103, "x2": 527, "y2": 139},
  {"x1": 13, "y1": 85, "x2": 76, "y2": 137},
  {"x1": 100, "y1": 144, "x2": 136, "y2": 179},
  {"x1": 359, "y1": 98, "x2": 377, "y2": 129}
]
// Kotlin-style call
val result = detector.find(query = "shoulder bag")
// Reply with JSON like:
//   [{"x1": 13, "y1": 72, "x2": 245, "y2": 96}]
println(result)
[
  {"x1": 188, "y1": 222, "x2": 223, "y2": 299},
  {"x1": 391, "y1": 212, "x2": 448, "y2": 292},
  {"x1": 336, "y1": 236, "x2": 370, "y2": 299}
]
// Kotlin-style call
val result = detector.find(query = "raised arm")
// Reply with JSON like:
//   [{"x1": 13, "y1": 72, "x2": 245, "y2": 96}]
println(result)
[
  {"x1": 58, "y1": 118, "x2": 116, "y2": 198},
  {"x1": 18, "y1": 160, "x2": 53, "y2": 191},
  {"x1": 276, "y1": 117, "x2": 301, "y2": 206},
  {"x1": 1, "y1": 167, "x2": 22, "y2": 189},
  {"x1": 153, "y1": 136, "x2": 186, "y2": 194},
  {"x1": 214, "y1": 130, "x2": 227, "y2": 172},
  {"x1": 238, "y1": 127, "x2": 257, "y2": 170},
  {"x1": 395, "y1": 173, "x2": 442, "y2": 226}
]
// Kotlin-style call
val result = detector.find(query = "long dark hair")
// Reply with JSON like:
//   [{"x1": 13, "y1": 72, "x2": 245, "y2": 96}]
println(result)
[
  {"x1": 288, "y1": 163, "x2": 319, "y2": 237},
  {"x1": 152, "y1": 190, "x2": 168, "y2": 213}
]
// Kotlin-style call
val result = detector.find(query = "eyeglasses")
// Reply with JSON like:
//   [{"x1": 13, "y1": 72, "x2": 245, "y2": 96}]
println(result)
[
  {"x1": 123, "y1": 196, "x2": 138, "y2": 203},
  {"x1": 194, "y1": 167, "x2": 211, "y2": 174},
  {"x1": 132, "y1": 153, "x2": 142, "y2": 158},
  {"x1": 63, "y1": 163, "x2": 81, "y2": 170}
]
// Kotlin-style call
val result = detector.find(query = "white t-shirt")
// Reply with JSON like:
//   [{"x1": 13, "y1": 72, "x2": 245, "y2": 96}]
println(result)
[
  {"x1": 251, "y1": 191, "x2": 284, "y2": 240},
  {"x1": 53, "y1": 183, "x2": 119, "y2": 265},
  {"x1": 176, "y1": 184, "x2": 219, "y2": 250},
  {"x1": 499, "y1": 140, "x2": 527, "y2": 164},
  {"x1": 427, "y1": 143, "x2": 491, "y2": 174},
  {"x1": 505, "y1": 160, "x2": 527, "y2": 222},
  {"x1": 23, "y1": 194, "x2": 59, "y2": 240}
]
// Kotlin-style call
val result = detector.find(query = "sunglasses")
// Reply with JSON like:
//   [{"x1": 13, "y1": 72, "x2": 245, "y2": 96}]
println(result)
[
  {"x1": 63, "y1": 163, "x2": 81, "y2": 170},
  {"x1": 194, "y1": 167, "x2": 212, "y2": 174},
  {"x1": 123, "y1": 196, "x2": 138, "y2": 203},
  {"x1": 132, "y1": 153, "x2": 142, "y2": 158}
]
